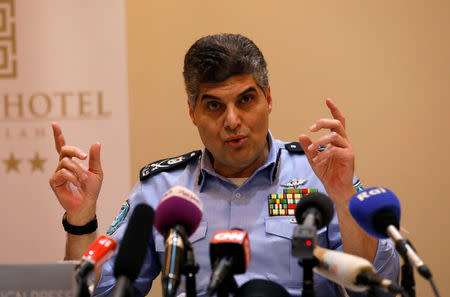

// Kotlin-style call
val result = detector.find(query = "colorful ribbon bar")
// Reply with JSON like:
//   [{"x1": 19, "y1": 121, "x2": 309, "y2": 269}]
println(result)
[
  {"x1": 283, "y1": 188, "x2": 318, "y2": 194},
  {"x1": 269, "y1": 188, "x2": 318, "y2": 216}
]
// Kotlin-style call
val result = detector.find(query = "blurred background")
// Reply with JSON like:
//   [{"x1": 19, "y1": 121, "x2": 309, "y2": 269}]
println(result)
[
  {"x1": 1, "y1": 1, "x2": 449, "y2": 296},
  {"x1": 127, "y1": 1, "x2": 449, "y2": 296}
]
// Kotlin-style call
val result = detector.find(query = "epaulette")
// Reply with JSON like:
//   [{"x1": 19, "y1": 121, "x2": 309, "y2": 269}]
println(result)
[
  {"x1": 140, "y1": 150, "x2": 202, "y2": 181},
  {"x1": 284, "y1": 142, "x2": 327, "y2": 154},
  {"x1": 284, "y1": 142, "x2": 305, "y2": 154}
]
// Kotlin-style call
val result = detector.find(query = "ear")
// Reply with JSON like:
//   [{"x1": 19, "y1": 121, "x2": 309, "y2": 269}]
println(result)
[
  {"x1": 188, "y1": 100, "x2": 197, "y2": 126},
  {"x1": 266, "y1": 86, "x2": 272, "y2": 113}
]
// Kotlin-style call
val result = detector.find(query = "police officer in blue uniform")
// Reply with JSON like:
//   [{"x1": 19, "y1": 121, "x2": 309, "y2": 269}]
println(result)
[{"x1": 50, "y1": 34, "x2": 399, "y2": 297}]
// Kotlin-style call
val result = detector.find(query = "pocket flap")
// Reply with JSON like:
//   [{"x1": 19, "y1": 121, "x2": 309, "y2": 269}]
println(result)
[
  {"x1": 265, "y1": 217, "x2": 296, "y2": 239},
  {"x1": 189, "y1": 220, "x2": 208, "y2": 243}
]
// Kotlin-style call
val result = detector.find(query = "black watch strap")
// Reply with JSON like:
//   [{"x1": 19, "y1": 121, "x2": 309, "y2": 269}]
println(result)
[{"x1": 62, "y1": 213, "x2": 98, "y2": 235}]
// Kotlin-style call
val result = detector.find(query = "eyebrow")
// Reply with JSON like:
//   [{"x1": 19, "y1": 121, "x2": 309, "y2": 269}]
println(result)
[{"x1": 200, "y1": 87, "x2": 257, "y2": 102}]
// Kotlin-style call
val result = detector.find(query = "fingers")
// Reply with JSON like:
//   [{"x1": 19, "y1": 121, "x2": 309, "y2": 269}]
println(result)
[
  {"x1": 307, "y1": 132, "x2": 348, "y2": 152},
  {"x1": 310, "y1": 118, "x2": 347, "y2": 138},
  {"x1": 311, "y1": 144, "x2": 354, "y2": 167},
  {"x1": 311, "y1": 145, "x2": 339, "y2": 164},
  {"x1": 300, "y1": 99, "x2": 350, "y2": 166},
  {"x1": 56, "y1": 157, "x2": 89, "y2": 181},
  {"x1": 52, "y1": 123, "x2": 88, "y2": 162},
  {"x1": 326, "y1": 98, "x2": 345, "y2": 128},
  {"x1": 59, "y1": 145, "x2": 88, "y2": 161},
  {"x1": 89, "y1": 142, "x2": 103, "y2": 174},
  {"x1": 50, "y1": 168, "x2": 82, "y2": 188},
  {"x1": 52, "y1": 122, "x2": 66, "y2": 154},
  {"x1": 299, "y1": 134, "x2": 318, "y2": 162}
]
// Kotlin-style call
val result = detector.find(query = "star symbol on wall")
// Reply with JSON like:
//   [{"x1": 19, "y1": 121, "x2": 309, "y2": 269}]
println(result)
[
  {"x1": 29, "y1": 152, "x2": 47, "y2": 172},
  {"x1": 3, "y1": 153, "x2": 22, "y2": 173}
]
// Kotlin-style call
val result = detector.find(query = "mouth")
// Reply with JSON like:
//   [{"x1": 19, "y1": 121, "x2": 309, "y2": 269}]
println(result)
[{"x1": 225, "y1": 135, "x2": 248, "y2": 147}]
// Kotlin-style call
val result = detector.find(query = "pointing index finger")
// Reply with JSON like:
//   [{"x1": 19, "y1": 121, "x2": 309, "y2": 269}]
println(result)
[
  {"x1": 326, "y1": 98, "x2": 345, "y2": 129},
  {"x1": 52, "y1": 122, "x2": 66, "y2": 154}
]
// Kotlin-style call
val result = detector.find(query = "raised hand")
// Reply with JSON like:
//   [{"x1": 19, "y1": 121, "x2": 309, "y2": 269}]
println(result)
[
  {"x1": 298, "y1": 98, "x2": 355, "y2": 206},
  {"x1": 49, "y1": 123, "x2": 103, "y2": 225}
]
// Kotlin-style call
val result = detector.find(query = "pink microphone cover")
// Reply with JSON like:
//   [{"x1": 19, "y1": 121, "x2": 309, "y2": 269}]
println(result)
[{"x1": 154, "y1": 186, "x2": 203, "y2": 236}]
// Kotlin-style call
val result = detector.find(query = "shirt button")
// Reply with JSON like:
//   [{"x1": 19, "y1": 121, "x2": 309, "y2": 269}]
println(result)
[{"x1": 235, "y1": 193, "x2": 241, "y2": 199}]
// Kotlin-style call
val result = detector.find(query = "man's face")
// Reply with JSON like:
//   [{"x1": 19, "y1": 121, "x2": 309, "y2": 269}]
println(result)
[{"x1": 189, "y1": 74, "x2": 272, "y2": 178}]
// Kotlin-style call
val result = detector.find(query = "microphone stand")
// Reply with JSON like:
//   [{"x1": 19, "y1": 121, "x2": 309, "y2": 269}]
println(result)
[
  {"x1": 216, "y1": 275, "x2": 238, "y2": 297},
  {"x1": 401, "y1": 252, "x2": 415, "y2": 297},
  {"x1": 183, "y1": 242, "x2": 199, "y2": 297},
  {"x1": 367, "y1": 287, "x2": 378, "y2": 297},
  {"x1": 387, "y1": 227, "x2": 421, "y2": 297},
  {"x1": 392, "y1": 236, "x2": 416, "y2": 297},
  {"x1": 76, "y1": 277, "x2": 91, "y2": 297},
  {"x1": 299, "y1": 257, "x2": 318, "y2": 297},
  {"x1": 292, "y1": 219, "x2": 318, "y2": 297}
]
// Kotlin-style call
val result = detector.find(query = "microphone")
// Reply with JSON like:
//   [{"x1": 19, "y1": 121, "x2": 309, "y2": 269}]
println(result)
[
  {"x1": 154, "y1": 186, "x2": 203, "y2": 297},
  {"x1": 313, "y1": 246, "x2": 404, "y2": 294},
  {"x1": 348, "y1": 187, "x2": 432, "y2": 280},
  {"x1": 295, "y1": 192, "x2": 335, "y2": 229},
  {"x1": 292, "y1": 192, "x2": 334, "y2": 259},
  {"x1": 76, "y1": 235, "x2": 117, "y2": 281},
  {"x1": 234, "y1": 279, "x2": 291, "y2": 297},
  {"x1": 111, "y1": 203, "x2": 155, "y2": 297},
  {"x1": 206, "y1": 229, "x2": 251, "y2": 297}
]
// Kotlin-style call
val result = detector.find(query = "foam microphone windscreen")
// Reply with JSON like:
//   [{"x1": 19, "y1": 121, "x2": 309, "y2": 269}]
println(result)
[
  {"x1": 349, "y1": 187, "x2": 401, "y2": 238},
  {"x1": 234, "y1": 279, "x2": 291, "y2": 297},
  {"x1": 154, "y1": 186, "x2": 203, "y2": 236},
  {"x1": 294, "y1": 192, "x2": 334, "y2": 228},
  {"x1": 113, "y1": 203, "x2": 155, "y2": 281}
]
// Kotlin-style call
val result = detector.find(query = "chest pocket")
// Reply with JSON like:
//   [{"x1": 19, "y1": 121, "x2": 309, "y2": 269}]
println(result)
[
  {"x1": 155, "y1": 220, "x2": 208, "y2": 252},
  {"x1": 263, "y1": 216, "x2": 301, "y2": 286},
  {"x1": 264, "y1": 216, "x2": 330, "y2": 288}
]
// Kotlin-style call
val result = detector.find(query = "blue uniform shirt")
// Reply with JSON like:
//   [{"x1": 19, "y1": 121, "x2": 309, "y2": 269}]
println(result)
[{"x1": 93, "y1": 132, "x2": 399, "y2": 297}]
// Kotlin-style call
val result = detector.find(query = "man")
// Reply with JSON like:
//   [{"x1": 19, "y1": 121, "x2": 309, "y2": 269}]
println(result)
[{"x1": 50, "y1": 34, "x2": 399, "y2": 296}]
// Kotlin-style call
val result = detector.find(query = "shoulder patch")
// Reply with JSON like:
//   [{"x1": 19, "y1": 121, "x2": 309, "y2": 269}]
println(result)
[
  {"x1": 284, "y1": 142, "x2": 327, "y2": 154},
  {"x1": 353, "y1": 179, "x2": 364, "y2": 192},
  {"x1": 285, "y1": 142, "x2": 305, "y2": 154},
  {"x1": 140, "y1": 150, "x2": 202, "y2": 181},
  {"x1": 106, "y1": 200, "x2": 130, "y2": 236}
]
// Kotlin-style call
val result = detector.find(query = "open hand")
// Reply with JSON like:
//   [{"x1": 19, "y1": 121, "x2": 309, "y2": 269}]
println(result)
[{"x1": 49, "y1": 123, "x2": 103, "y2": 225}]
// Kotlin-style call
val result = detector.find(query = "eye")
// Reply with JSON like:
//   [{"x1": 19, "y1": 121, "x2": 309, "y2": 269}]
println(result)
[
  {"x1": 241, "y1": 95, "x2": 253, "y2": 104},
  {"x1": 206, "y1": 101, "x2": 221, "y2": 111}
]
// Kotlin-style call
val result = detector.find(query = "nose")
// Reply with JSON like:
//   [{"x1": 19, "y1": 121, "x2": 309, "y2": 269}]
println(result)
[{"x1": 224, "y1": 105, "x2": 241, "y2": 131}]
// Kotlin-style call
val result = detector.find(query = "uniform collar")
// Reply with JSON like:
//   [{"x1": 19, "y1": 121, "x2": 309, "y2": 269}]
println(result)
[{"x1": 197, "y1": 130, "x2": 281, "y2": 191}]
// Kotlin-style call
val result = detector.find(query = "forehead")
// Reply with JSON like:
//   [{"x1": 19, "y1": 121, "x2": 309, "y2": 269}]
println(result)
[{"x1": 197, "y1": 74, "x2": 260, "y2": 100}]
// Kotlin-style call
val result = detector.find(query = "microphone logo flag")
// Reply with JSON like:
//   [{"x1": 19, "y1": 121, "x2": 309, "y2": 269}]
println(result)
[
  {"x1": 212, "y1": 231, "x2": 246, "y2": 242},
  {"x1": 355, "y1": 187, "x2": 388, "y2": 201}
]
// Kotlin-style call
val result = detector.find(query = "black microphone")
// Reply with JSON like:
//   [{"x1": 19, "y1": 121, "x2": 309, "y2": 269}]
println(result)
[
  {"x1": 206, "y1": 229, "x2": 251, "y2": 297},
  {"x1": 234, "y1": 279, "x2": 291, "y2": 297},
  {"x1": 111, "y1": 203, "x2": 155, "y2": 297},
  {"x1": 295, "y1": 192, "x2": 334, "y2": 229},
  {"x1": 292, "y1": 192, "x2": 334, "y2": 259}
]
